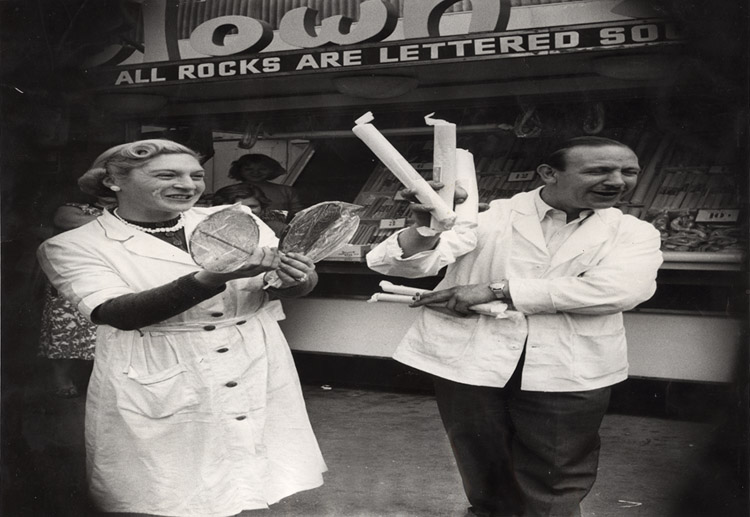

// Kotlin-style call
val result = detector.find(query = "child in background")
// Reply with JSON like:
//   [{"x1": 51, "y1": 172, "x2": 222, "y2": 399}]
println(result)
[
  {"x1": 212, "y1": 183, "x2": 289, "y2": 237},
  {"x1": 227, "y1": 153, "x2": 304, "y2": 218}
]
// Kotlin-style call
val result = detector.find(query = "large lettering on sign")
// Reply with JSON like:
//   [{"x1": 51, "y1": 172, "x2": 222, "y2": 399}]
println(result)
[
  {"x1": 89, "y1": 0, "x2": 512, "y2": 67},
  {"x1": 280, "y1": 0, "x2": 399, "y2": 48},
  {"x1": 402, "y1": 0, "x2": 511, "y2": 38},
  {"x1": 189, "y1": 15, "x2": 273, "y2": 56},
  {"x1": 105, "y1": 20, "x2": 682, "y2": 87}
]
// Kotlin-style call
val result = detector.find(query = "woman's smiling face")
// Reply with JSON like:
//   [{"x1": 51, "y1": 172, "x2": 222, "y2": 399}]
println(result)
[{"x1": 111, "y1": 153, "x2": 206, "y2": 221}]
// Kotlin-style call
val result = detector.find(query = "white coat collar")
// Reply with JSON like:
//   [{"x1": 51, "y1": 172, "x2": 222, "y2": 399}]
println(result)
[
  {"x1": 510, "y1": 189, "x2": 548, "y2": 255},
  {"x1": 96, "y1": 208, "x2": 204, "y2": 266},
  {"x1": 510, "y1": 188, "x2": 615, "y2": 265}
]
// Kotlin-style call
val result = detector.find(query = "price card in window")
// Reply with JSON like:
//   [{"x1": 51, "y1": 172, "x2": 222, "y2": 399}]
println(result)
[
  {"x1": 695, "y1": 209, "x2": 740, "y2": 223},
  {"x1": 379, "y1": 218, "x2": 407, "y2": 230},
  {"x1": 507, "y1": 171, "x2": 535, "y2": 182}
]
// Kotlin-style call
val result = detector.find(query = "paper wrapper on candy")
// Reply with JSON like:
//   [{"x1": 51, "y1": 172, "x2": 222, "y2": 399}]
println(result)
[
  {"x1": 367, "y1": 281, "x2": 510, "y2": 319},
  {"x1": 353, "y1": 111, "x2": 456, "y2": 232},
  {"x1": 190, "y1": 204, "x2": 260, "y2": 272},
  {"x1": 425, "y1": 113, "x2": 457, "y2": 231},
  {"x1": 454, "y1": 148, "x2": 479, "y2": 225},
  {"x1": 264, "y1": 201, "x2": 362, "y2": 288}
]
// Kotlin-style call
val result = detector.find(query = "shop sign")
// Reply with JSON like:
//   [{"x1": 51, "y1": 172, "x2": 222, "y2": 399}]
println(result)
[
  {"x1": 94, "y1": 0, "x2": 512, "y2": 67},
  {"x1": 97, "y1": 19, "x2": 681, "y2": 88}
]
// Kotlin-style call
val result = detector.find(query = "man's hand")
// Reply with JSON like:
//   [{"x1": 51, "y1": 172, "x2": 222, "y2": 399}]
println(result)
[
  {"x1": 399, "y1": 181, "x2": 468, "y2": 227},
  {"x1": 399, "y1": 182, "x2": 489, "y2": 226},
  {"x1": 395, "y1": 181, "x2": 489, "y2": 258},
  {"x1": 410, "y1": 283, "x2": 495, "y2": 316}
]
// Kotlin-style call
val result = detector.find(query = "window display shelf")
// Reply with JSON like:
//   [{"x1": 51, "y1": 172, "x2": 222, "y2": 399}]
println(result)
[
  {"x1": 335, "y1": 115, "x2": 745, "y2": 265},
  {"x1": 660, "y1": 251, "x2": 745, "y2": 271}
]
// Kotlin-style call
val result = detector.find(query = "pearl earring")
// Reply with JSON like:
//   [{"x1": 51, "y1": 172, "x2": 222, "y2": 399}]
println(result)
[{"x1": 110, "y1": 186, "x2": 121, "y2": 192}]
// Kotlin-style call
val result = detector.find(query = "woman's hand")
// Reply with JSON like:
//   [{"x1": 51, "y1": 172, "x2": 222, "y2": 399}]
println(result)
[
  {"x1": 195, "y1": 246, "x2": 281, "y2": 286},
  {"x1": 409, "y1": 284, "x2": 495, "y2": 316},
  {"x1": 272, "y1": 252, "x2": 316, "y2": 289},
  {"x1": 263, "y1": 252, "x2": 318, "y2": 298}
]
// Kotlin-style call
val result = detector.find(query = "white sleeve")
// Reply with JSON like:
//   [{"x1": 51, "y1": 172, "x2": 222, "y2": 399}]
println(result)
[
  {"x1": 37, "y1": 238, "x2": 136, "y2": 320},
  {"x1": 511, "y1": 222, "x2": 663, "y2": 315},
  {"x1": 366, "y1": 219, "x2": 478, "y2": 278}
]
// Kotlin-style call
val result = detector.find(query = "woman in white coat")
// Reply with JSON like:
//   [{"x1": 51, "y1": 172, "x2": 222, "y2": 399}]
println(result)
[{"x1": 37, "y1": 139, "x2": 326, "y2": 516}]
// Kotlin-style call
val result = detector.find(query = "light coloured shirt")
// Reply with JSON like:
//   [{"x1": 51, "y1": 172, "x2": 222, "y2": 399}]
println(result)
[
  {"x1": 535, "y1": 190, "x2": 593, "y2": 257},
  {"x1": 367, "y1": 188, "x2": 663, "y2": 391}
]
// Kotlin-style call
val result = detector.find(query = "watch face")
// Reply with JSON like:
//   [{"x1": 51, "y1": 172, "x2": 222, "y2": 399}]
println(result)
[{"x1": 490, "y1": 282, "x2": 506, "y2": 297}]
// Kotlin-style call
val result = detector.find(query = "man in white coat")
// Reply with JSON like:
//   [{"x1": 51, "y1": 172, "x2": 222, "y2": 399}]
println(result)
[{"x1": 367, "y1": 136, "x2": 663, "y2": 516}]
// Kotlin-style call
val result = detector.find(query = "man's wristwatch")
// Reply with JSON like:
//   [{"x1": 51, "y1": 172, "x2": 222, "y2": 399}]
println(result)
[{"x1": 488, "y1": 281, "x2": 508, "y2": 300}]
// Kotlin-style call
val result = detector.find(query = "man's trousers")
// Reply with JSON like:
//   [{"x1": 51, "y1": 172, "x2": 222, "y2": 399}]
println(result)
[{"x1": 432, "y1": 356, "x2": 611, "y2": 517}]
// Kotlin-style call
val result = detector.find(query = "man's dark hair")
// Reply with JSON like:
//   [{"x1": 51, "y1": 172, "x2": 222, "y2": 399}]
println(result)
[{"x1": 543, "y1": 136, "x2": 633, "y2": 170}]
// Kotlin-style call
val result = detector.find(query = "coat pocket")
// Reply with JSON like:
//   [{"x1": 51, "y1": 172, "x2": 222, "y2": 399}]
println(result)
[
  {"x1": 117, "y1": 364, "x2": 201, "y2": 418},
  {"x1": 408, "y1": 308, "x2": 479, "y2": 363},
  {"x1": 572, "y1": 332, "x2": 627, "y2": 380}
]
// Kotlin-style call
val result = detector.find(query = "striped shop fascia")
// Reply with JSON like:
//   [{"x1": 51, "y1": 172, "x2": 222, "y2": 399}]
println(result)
[{"x1": 176, "y1": 0, "x2": 571, "y2": 38}]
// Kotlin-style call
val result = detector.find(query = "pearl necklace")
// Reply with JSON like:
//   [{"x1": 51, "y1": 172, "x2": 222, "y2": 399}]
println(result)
[{"x1": 113, "y1": 208, "x2": 186, "y2": 234}]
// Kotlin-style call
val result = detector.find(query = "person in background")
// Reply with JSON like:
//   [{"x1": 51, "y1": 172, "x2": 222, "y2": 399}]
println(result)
[
  {"x1": 367, "y1": 136, "x2": 664, "y2": 517},
  {"x1": 212, "y1": 183, "x2": 288, "y2": 237},
  {"x1": 38, "y1": 201, "x2": 110, "y2": 398},
  {"x1": 37, "y1": 139, "x2": 326, "y2": 516},
  {"x1": 228, "y1": 153, "x2": 304, "y2": 218}
]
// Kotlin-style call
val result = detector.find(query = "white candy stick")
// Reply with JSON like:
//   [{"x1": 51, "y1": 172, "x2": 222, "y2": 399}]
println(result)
[
  {"x1": 372, "y1": 281, "x2": 510, "y2": 319},
  {"x1": 379, "y1": 280, "x2": 430, "y2": 297},
  {"x1": 425, "y1": 113, "x2": 457, "y2": 231},
  {"x1": 454, "y1": 149, "x2": 479, "y2": 224},
  {"x1": 367, "y1": 293, "x2": 413, "y2": 304},
  {"x1": 353, "y1": 112, "x2": 456, "y2": 231},
  {"x1": 470, "y1": 302, "x2": 510, "y2": 318}
]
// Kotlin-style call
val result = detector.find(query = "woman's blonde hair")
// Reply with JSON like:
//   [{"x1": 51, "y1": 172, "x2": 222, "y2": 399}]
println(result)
[{"x1": 78, "y1": 139, "x2": 200, "y2": 198}]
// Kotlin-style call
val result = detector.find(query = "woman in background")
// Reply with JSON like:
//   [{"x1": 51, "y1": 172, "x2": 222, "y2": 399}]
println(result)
[
  {"x1": 38, "y1": 200, "x2": 110, "y2": 397},
  {"x1": 37, "y1": 139, "x2": 326, "y2": 516},
  {"x1": 228, "y1": 153, "x2": 304, "y2": 218},
  {"x1": 212, "y1": 183, "x2": 288, "y2": 237}
]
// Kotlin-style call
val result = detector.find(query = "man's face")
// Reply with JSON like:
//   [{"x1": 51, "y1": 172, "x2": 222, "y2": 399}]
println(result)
[{"x1": 541, "y1": 144, "x2": 640, "y2": 218}]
